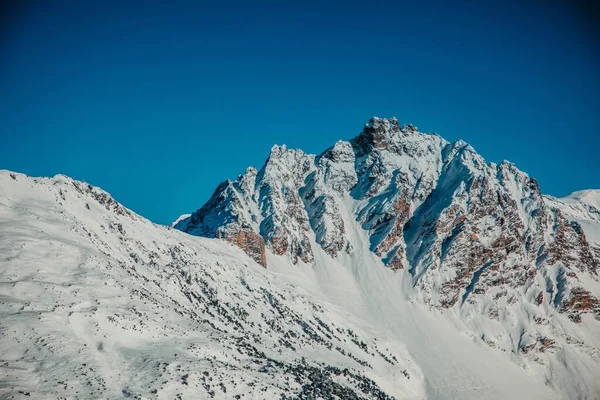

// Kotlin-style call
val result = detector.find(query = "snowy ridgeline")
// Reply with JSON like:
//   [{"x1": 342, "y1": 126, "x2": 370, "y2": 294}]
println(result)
[{"x1": 1, "y1": 117, "x2": 600, "y2": 399}]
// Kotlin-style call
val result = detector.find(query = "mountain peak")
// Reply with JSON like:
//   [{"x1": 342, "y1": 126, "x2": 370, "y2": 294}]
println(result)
[
  {"x1": 564, "y1": 189, "x2": 600, "y2": 210},
  {"x1": 176, "y1": 116, "x2": 600, "y2": 329},
  {"x1": 365, "y1": 116, "x2": 400, "y2": 129},
  {"x1": 169, "y1": 112, "x2": 600, "y2": 396},
  {"x1": 358, "y1": 116, "x2": 402, "y2": 150},
  {"x1": 269, "y1": 144, "x2": 287, "y2": 156}
]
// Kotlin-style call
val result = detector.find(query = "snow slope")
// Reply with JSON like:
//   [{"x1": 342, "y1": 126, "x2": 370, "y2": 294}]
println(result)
[{"x1": 0, "y1": 171, "x2": 423, "y2": 399}]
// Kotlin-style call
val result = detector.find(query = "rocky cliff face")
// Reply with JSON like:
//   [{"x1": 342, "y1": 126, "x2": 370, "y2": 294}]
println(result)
[{"x1": 176, "y1": 117, "x2": 600, "y2": 374}]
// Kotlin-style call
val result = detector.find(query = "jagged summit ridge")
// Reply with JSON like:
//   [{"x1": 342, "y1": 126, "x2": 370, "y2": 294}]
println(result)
[
  {"x1": 175, "y1": 117, "x2": 450, "y2": 265},
  {"x1": 175, "y1": 119, "x2": 599, "y2": 312}
]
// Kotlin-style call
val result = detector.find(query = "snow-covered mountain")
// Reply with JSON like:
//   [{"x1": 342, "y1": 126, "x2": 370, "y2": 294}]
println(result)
[
  {"x1": 175, "y1": 117, "x2": 600, "y2": 399},
  {"x1": 1, "y1": 117, "x2": 599, "y2": 399}
]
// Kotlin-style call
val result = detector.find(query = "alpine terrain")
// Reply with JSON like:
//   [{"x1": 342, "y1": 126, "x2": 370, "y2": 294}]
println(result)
[{"x1": 1, "y1": 117, "x2": 599, "y2": 399}]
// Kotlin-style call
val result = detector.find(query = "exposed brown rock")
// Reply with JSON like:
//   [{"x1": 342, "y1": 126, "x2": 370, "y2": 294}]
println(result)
[
  {"x1": 271, "y1": 228, "x2": 289, "y2": 256},
  {"x1": 547, "y1": 216, "x2": 599, "y2": 275},
  {"x1": 562, "y1": 287, "x2": 600, "y2": 323},
  {"x1": 354, "y1": 117, "x2": 401, "y2": 153},
  {"x1": 264, "y1": 186, "x2": 315, "y2": 264},
  {"x1": 535, "y1": 291, "x2": 544, "y2": 306},
  {"x1": 376, "y1": 212, "x2": 408, "y2": 255},
  {"x1": 386, "y1": 249, "x2": 405, "y2": 270},
  {"x1": 419, "y1": 173, "x2": 550, "y2": 308},
  {"x1": 539, "y1": 337, "x2": 556, "y2": 352},
  {"x1": 225, "y1": 231, "x2": 267, "y2": 268},
  {"x1": 370, "y1": 194, "x2": 411, "y2": 269}
]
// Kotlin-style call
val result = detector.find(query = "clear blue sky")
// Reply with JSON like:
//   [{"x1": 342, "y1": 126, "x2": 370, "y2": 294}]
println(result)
[{"x1": 1, "y1": 1, "x2": 599, "y2": 224}]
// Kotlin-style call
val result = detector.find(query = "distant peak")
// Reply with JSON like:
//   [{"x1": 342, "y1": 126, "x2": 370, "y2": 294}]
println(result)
[
  {"x1": 269, "y1": 144, "x2": 288, "y2": 156},
  {"x1": 244, "y1": 166, "x2": 258, "y2": 176},
  {"x1": 320, "y1": 140, "x2": 354, "y2": 163},
  {"x1": 53, "y1": 173, "x2": 73, "y2": 182},
  {"x1": 564, "y1": 189, "x2": 600, "y2": 209},
  {"x1": 265, "y1": 144, "x2": 310, "y2": 168},
  {"x1": 568, "y1": 189, "x2": 600, "y2": 197},
  {"x1": 268, "y1": 144, "x2": 307, "y2": 158},
  {"x1": 171, "y1": 213, "x2": 191, "y2": 228}
]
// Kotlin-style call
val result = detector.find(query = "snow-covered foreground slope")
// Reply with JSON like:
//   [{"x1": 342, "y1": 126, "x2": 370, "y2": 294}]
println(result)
[
  {"x1": 0, "y1": 169, "x2": 576, "y2": 400},
  {"x1": 0, "y1": 171, "x2": 429, "y2": 399}
]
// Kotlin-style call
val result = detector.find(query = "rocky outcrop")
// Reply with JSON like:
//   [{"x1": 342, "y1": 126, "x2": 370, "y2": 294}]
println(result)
[
  {"x1": 224, "y1": 230, "x2": 267, "y2": 267},
  {"x1": 371, "y1": 193, "x2": 411, "y2": 270},
  {"x1": 302, "y1": 172, "x2": 348, "y2": 258},
  {"x1": 257, "y1": 146, "x2": 316, "y2": 264},
  {"x1": 173, "y1": 179, "x2": 267, "y2": 266}
]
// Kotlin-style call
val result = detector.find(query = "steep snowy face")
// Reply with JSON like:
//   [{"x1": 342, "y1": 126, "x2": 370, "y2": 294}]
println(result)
[
  {"x1": 0, "y1": 171, "x2": 423, "y2": 399},
  {"x1": 256, "y1": 146, "x2": 317, "y2": 264},
  {"x1": 350, "y1": 118, "x2": 447, "y2": 270},
  {"x1": 175, "y1": 145, "x2": 319, "y2": 265},
  {"x1": 542, "y1": 191, "x2": 600, "y2": 323},
  {"x1": 175, "y1": 117, "x2": 600, "y2": 398}
]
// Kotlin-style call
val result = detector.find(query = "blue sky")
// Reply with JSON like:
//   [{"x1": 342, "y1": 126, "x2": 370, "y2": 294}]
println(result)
[{"x1": 1, "y1": 1, "x2": 599, "y2": 224}]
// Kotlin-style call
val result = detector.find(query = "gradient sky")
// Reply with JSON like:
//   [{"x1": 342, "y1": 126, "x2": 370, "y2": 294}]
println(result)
[{"x1": 1, "y1": 1, "x2": 599, "y2": 224}]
